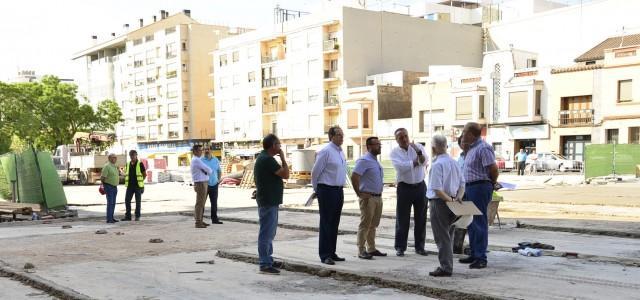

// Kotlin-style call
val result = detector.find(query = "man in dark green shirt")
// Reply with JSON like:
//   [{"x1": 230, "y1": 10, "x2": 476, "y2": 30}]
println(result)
[{"x1": 254, "y1": 134, "x2": 289, "y2": 275}]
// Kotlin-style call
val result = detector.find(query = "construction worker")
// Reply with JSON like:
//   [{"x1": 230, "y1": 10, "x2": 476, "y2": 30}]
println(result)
[{"x1": 123, "y1": 150, "x2": 146, "y2": 221}]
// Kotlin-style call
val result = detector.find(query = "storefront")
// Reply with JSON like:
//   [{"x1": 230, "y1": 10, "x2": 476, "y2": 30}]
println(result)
[
  {"x1": 506, "y1": 124, "x2": 550, "y2": 155},
  {"x1": 561, "y1": 135, "x2": 591, "y2": 161}
]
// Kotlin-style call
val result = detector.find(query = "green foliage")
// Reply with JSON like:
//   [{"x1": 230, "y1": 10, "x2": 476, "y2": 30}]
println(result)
[{"x1": 0, "y1": 76, "x2": 123, "y2": 152}]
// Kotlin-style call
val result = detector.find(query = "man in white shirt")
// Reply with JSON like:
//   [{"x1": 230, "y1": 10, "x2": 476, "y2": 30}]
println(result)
[
  {"x1": 190, "y1": 145, "x2": 212, "y2": 228},
  {"x1": 390, "y1": 128, "x2": 429, "y2": 257},
  {"x1": 427, "y1": 135, "x2": 465, "y2": 277},
  {"x1": 311, "y1": 126, "x2": 347, "y2": 265}
]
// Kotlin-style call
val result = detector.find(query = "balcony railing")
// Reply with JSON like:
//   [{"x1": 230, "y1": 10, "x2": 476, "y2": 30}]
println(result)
[
  {"x1": 166, "y1": 71, "x2": 177, "y2": 79},
  {"x1": 166, "y1": 52, "x2": 177, "y2": 59},
  {"x1": 137, "y1": 135, "x2": 146, "y2": 141},
  {"x1": 134, "y1": 60, "x2": 143, "y2": 68},
  {"x1": 324, "y1": 95, "x2": 339, "y2": 107},
  {"x1": 168, "y1": 112, "x2": 179, "y2": 119},
  {"x1": 147, "y1": 96, "x2": 156, "y2": 103},
  {"x1": 323, "y1": 39, "x2": 339, "y2": 52},
  {"x1": 135, "y1": 96, "x2": 145, "y2": 104},
  {"x1": 136, "y1": 116, "x2": 145, "y2": 122},
  {"x1": 559, "y1": 109, "x2": 594, "y2": 126},
  {"x1": 262, "y1": 76, "x2": 287, "y2": 88},
  {"x1": 261, "y1": 56, "x2": 282, "y2": 64},
  {"x1": 263, "y1": 103, "x2": 286, "y2": 113},
  {"x1": 324, "y1": 70, "x2": 338, "y2": 79}
]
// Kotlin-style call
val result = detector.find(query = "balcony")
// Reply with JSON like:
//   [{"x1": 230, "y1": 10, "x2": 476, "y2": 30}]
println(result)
[
  {"x1": 147, "y1": 96, "x2": 156, "y2": 103},
  {"x1": 168, "y1": 111, "x2": 179, "y2": 119},
  {"x1": 168, "y1": 131, "x2": 179, "y2": 138},
  {"x1": 137, "y1": 135, "x2": 146, "y2": 141},
  {"x1": 166, "y1": 70, "x2": 177, "y2": 79},
  {"x1": 147, "y1": 77, "x2": 156, "y2": 84},
  {"x1": 324, "y1": 70, "x2": 338, "y2": 80},
  {"x1": 558, "y1": 109, "x2": 594, "y2": 127},
  {"x1": 323, "y1": 39, "x2": 339, "y2": 52},
  {"x1": 262, "y1": 76, "x2": 287, "y2": 89},
  {"x1": 136, "y1": 116, "x2": 145, "y2": 122},
  {"x1": 261, "y1": 56, "x2": 283, "y2": 64},
  {"x1": 135, "y1": 96, "x2": 145, "y2": 104},
  {"x1": 166, "y1": 52, "x2": 177, "y2": 59},
  {"x1": 263, "y1": 102, "x2": 286, "y2": 113},
  {"x1": 324, "y1": 95, "x2": 339, "y2": 107},
  {"x1": 134, "y1": 60, "x2": 143, "y2": 68}
]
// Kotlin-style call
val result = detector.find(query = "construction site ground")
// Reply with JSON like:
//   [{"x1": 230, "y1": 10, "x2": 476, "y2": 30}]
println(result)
[{"x1": 1, "y1": 174, "x2": 639, "y2": 299}]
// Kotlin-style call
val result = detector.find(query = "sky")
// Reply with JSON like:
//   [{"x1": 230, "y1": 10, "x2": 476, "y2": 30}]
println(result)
[{"x1": 0, "y1": 0, "x2": 586, "y2": 82}]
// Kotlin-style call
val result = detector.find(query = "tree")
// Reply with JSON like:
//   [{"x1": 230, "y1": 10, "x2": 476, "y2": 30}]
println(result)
[{"x1": 93, "y1": 99, "x2": 123, "y2": 132}]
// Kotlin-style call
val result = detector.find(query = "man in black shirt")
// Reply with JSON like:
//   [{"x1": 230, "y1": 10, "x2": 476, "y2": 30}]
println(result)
[{"x1": 123, "y1": 150, "x2": 146, "y2": 221}]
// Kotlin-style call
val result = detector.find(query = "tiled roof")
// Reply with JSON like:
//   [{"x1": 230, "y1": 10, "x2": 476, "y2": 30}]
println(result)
[
  {"x1": 575, "y1": 33, "x2": 640, "y2": 62},
  {"x1": 551, "y1": 64, "x2": 603, "y2": 74}
]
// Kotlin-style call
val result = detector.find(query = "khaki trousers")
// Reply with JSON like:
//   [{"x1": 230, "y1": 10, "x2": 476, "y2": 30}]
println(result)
[
  {"x1": 194, "y1": 182, "x2": 209, "y2": 224},
  {"x1": 357, "y1": 195, "x2": 383, "y2": 253}
]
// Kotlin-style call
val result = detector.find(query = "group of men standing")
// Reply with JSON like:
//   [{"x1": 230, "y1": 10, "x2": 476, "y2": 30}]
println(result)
[
  {"x1": 100, "y1": 150, "x2": 146, "y2": 223},
  {"x1": 252, "y1": 122, "x2": 499, "y2": 277}
]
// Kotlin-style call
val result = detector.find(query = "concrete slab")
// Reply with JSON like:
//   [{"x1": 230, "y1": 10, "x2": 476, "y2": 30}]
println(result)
[
  {"x1": 225, "y1": 236, "x2": 640, "y2": 300},
  {"x1": 217, "y1": 209, "x2": 640, "y2": 264},
  {"x1": 33, "y1": 251, "x2": 435, "y2": 300},
  {"x1": 0, "y1": 276, "x2": 55, "y2": 299}
]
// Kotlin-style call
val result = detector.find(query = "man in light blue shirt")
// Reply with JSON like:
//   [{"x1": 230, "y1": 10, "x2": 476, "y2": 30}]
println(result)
[
  {"x1": 190, "y1": 145, "x2": 212, "y2": 228},
  {"x1": 203, "y1": 147, "x2": 223, "y2": 224},
  {"x1": 515, "y1": 148, "x2": 527, "y2": 176},
  {"x1": 311, "y1": 125, "x2": 347, "y2": 265},
  {"x1": 351, "y1": 137, "x2": 386, "y2": 260}
]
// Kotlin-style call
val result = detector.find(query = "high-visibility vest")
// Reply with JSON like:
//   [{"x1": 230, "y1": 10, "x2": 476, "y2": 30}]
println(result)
[{"x1": 125, "y1": 161, "x2": 144, "y2": 188}]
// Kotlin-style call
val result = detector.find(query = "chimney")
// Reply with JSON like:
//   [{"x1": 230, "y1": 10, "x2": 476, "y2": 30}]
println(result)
[
  {"x1": 123, "y1": 23, "x2": 129, "y2": 31},
  {"x1": 91, "y1": 35, "x2": 98, "y2": 46},
  {"x1": 160, "y1": 10, "x2": 166, "y2": 19},
  {"x1": 111, "y1": 32, "x2": 116, "y2": 37},
  {"x1": 153, "y1": 15, "x2": 157, "y2": 22},
  {"x1": 183, "y1": 9, "x2": 191, "y2": 17},
  {"x1": 139, "y1": 18, "x2": 144, "y2": 28}
]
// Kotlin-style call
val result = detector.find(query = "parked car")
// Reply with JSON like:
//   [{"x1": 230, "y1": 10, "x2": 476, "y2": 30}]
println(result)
[
  {"x1": 495, "y1": 154, "x2": 515, "y2": 171},
  {"x1": 527, "y1": 152, "x2": 583, "y2": 172}
]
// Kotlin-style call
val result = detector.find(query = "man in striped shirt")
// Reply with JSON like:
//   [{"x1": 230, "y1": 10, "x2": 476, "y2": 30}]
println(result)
[{"x1": 459, "y1": 122, "x2": 499, "y2": 269}]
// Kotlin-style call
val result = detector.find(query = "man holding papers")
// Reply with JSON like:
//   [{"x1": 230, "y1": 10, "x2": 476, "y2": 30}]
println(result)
[{"x1": 426, "y1": 135, "x2": 466, "y2": 277}]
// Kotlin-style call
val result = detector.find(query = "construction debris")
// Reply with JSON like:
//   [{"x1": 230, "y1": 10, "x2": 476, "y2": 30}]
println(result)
[
  {"x1": 95, "y1": 229, "x2": 107, "y2": 234},
  {"x1": 149, "y1": 238, "x2": 164, "y2": 243},
  {"x1": 61, "y1": 225, "x2": 72, "y2": 229},
  {"x1": 23, "y1": 263, "x2": 35, "y2": 270}
]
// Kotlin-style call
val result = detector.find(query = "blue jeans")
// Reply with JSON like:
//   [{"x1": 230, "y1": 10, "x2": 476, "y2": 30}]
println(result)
[
  {"x1": 465, "y1": 182, "x2": 493, "y2": 262},
  {"x1": 258, "y1": 205, "x2": 279, "y2": 268},
  {"x1": 104, "y1": 184, "x2": 118, "y2": 222}
]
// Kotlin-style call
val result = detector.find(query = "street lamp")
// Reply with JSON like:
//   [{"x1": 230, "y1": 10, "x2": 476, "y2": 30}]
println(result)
[{"x1": 427, "y1": 81, "x2": 436, "y2": 139}]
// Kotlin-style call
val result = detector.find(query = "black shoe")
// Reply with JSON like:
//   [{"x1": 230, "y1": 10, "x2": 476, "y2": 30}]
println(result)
[
  {"x1": 429, "y1": 267, "x2": 452, "y2": 277},
  {"x1": 121, "y1": 217, "x2": 131, "y2": 221},
  {"x1": 368, "y1": 250, "x2": 387, "y2": 257},
  {"x1": 358, "y1": 252, "x2": 373, "y2": 260},
  {"x1": 211, "y1": 220, "x2": 223, "y2": 224},
  {"x1": 469, "y1": 260, "x2": 487, "y2": 269},
  {"x1": 396, "y1": 250, "x2": 405, "y2": 257},
  {"x1": 459, "y1": 256, "x2": 475, "y2": 264},
  {"x1": 321, "y1": 258, "x2": 335, "y2": 265},
  {"x1": 331, "y1": 255, "x2": 345, "y2": 262},
  {"x1": 415, "y1": 249, "x2": 429, "y2": 256},
  {"x1": 259, "y1": 266, "x2": 281, "y2": 275}
]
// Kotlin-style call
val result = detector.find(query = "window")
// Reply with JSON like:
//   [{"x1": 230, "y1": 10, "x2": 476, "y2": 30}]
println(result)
[
  {"x1": 419, "y1": 110, "x2": 426, "y2": 132},
  {"x1": 219, "y1": 54, "x2": 228, "y2": 67},
  {"x1": 307, "y1": 59, "x2": 320, "y2": 77},
  {"x1": 362, "y1": 108, "x2": 370, "y2": 129},
  {"x1": 232, "y1": 51, "x2": 239, "y2": 62},
  {"x1": 535, "y1": 90, "x2": 541, "y2": 116},
  {"x1": 136, "y1": 127, "x2": 146, "y2": 140},
  {"x1": 168, "y1": 103, "x2": 179, "y2": 118},
  {"x1": 166, "y1": 43, "x2": 177, "y2": 59},
  {"x1": 249, "y1": 96, "x2": 256, "y2": 107},
  {"x1": 329, "y1": 59, "x2": 338, "y2": 71},
  {"x1": 232, "y1": 74, "x2": 240, "y2": 86},
  {"x1": 508, "y1": 91, "x2": 528, "y2": 117},
  {"x1": 479, "y1": 95, "x2": 485, "y2": 118},
  {"x1": 167, "y1": 83, "x2": 178, "y2": 98},
  {"x1": 182, "y1": 63, "x2": 188, "y2": 72},
  {"x1": 165, "y1": 27, "x2": 176, "y2": 35},
  {"x1": 347, "y1": 109, "x2": 358, "y2": 129},
  {"x1": 219, "y1": 76, "x2": 229, "y2": 89},
  {"x1": 149, "y1": 126, "x2": 158, "y2": 140},
  {"x1": 168, "y1": 123, "x2": 179, "y2": 138},
  {"x1": 133, "y1": 38, "x2": 142, "y2": 46},
  {"x1": 134, "y1": 90, "x2": 145, "y2": 104},
  {"x1": 527, "y1": 59, "x2": 537, "y2": 68},
  {"x1": 346, "y1": 145, "x2": 354, "y2": 160},
  {"x1": 145, "y1": 49, "x2": 156, "y2": 65},
  {"x1": 134, "y1": 72, "x2": 144, "y2": 86},
  {"x1": 629, "y1": 127, "x2": 640, "y2": 144},
  {"x1": 308, "y1": 87, "x2": 320, "y2": 102},
  {"x1": 434, "y1": 125, "x2": 444, "y2": 133},
  {"x1": 181, "y1": 41, "x2": 187, "y2": 51},
  {"x1": 145, "y1": 34, "x2": 154, "y2": 42},
  {"x1": 618, "y1": 79, "x2": 632, "y2": 102},
  {"x1": 136, "y1": 109, "x2": 145, "y2": 122},
  {"x1": 148, "y1": 107, "x2": 157, "y2": 121},
  {"x1": 606, "y1": 129, "x2": 619, "y2": 144},
  {"x1": 291, "y1": 89, "x2": 305, "y2": 104},
  {"x1": 248, "y1": 71, "x2": 255, "y2": 83},
  {"x1": 133, "y1": 54, "x2": 143, "y2": 68},
  {"x1": 455, "y1": 96, "x2": 472, "y2": 120},
  {"x1": 247, "y1": 46, "x2": 256, "y2": 59},
  {"x1": 166, "y1": 63, "x2": 177, "y2": 79}
]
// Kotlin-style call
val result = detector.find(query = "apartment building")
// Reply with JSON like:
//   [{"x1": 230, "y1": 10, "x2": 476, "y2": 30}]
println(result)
[
  {"x1": 212, "y1": 5, "x2": 482, "y2": 152},
  {"x1": 74, "y1": 10, "x2": 248, "y2": 166}
]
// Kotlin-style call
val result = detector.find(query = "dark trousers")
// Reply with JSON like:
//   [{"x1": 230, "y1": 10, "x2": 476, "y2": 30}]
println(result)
[
  {"x1": 465, "y1": 182, "x2": 493, "y2": 262},
  {"x1": 104, "y1": 184, "x2": 117, "y2": 222},
  {"x1": 317, "y1": 184, "x2": 344, "y2": 261},
  {"x1": 207, "y1": 184, "x2": 219, "y2": 221},
  {"x1": 395, "y1": 181, "x2": 428, "y2": 252},
  {"x1": 518, "y1": 161, "x2": 526, "y2": 175},
  {"x1": 124, "y1": 186, "x2": 142, "y2": 219}
]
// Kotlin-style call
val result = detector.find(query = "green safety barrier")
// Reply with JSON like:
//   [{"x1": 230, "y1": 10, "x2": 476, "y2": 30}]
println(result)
[{"x1": 584, "y1": 144, "x2": 640, "y2": 179}]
